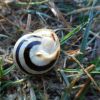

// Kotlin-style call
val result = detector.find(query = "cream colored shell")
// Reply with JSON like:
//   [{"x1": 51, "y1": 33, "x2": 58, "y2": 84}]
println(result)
[{"x1": 13, "y1": 29, "x2": 60, "y2": 74}]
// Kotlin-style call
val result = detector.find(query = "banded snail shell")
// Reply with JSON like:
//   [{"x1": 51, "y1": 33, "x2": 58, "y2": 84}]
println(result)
[{"x1": 13, "y1": 29, "x2": 60, "y2": 75}]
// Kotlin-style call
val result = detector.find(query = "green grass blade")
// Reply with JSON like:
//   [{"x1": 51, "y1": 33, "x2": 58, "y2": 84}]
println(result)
[
  {"x1": 60, "y1": 23, "x2": 86, "y2": 45},
  {"x1": 80, "y1": 0, "x2": 97, "y2": 53},
  {"x1": 63, "y1": 68, "x2": 100, "y2": 74},
  {"x1": 59, "y1": 70, "x2": 70, "y2": 86},
  {"x1": 0, "y1": 79, "x2": 25, "y2": 92},
  {"x1": 61, "y1": 90, "x2": 71, "y2": 100},
  {"x1": 0, "y1": 34, "x2": 9, "y2": 38},
  {"x1": 0, "y1": 59, "x2": 4, "y2": 79},
  {"x1": 16, "y1": 0, "x2": 48, "y2": 6},
  {"x1": 3, "y1": 64, "x2": 15, "y2": 76}
]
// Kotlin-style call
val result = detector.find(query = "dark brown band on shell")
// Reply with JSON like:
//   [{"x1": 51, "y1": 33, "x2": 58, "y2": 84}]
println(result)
[{"x1": 24, "y1": 41, "x2": 56, "y2": 72}]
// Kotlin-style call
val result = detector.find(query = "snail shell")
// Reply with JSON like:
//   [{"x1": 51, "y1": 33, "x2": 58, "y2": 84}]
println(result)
[{"x1": 13, "y1": 29, "x2": 60, "y2": 74}]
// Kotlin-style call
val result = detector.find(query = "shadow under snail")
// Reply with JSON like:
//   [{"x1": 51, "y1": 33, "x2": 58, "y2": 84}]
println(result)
[{"x1": 13, "y1": 29, "x2": 60, "y2": 75}]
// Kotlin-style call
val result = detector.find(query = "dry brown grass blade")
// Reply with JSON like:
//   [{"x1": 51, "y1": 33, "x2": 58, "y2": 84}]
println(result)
[
  {"x1": 25, "y1": 14, "x2": 32, "y2": 33},
  {"x1": 63, "y1": 50, "x2": 100, "y2": 91},
  {"x1": 69, "y1": 64, "x2": 95, "y2": 92},
  {"x1": 25, "y1": 0, "x2": 32, "y2": 33},
  {"x1": 0, "y1": 14, "x2": 25, "y2": 33},
  {"x1": 74, "y1": 64, "x2": 97, "y2": 100},
  {"x1": 72, "y1": 56, "x2": 100, "y2": 92},
  {"x1": 65, "y1": 36, "x2": 82, "y2": 49},
  {"x1": 74, "y1": 79, "x2": 91, "y2": 100},
  {"x1": 48, "y1": 1, "x2": 71, "y2": 28},
  {"x1": 0, "y1": 14, "x2": 16, "y2": 26}
]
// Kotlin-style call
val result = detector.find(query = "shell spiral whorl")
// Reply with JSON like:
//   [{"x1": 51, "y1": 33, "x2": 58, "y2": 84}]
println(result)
[{"x1": 13, "y1": 29, "x2": 60, "y2": 74}]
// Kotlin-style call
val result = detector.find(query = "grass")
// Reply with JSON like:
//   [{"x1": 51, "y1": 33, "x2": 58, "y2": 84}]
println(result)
[
  {"x1": 0, "y1": 59, "x2": 17, "y2": 95},
  {"x1": 16, "y1": 0, "x2": 48, "y2": 6},
  {"x1": 0, "y1": 0, "x2": 100, "y2": 99},
  {"x1": 80, "y1": 0, "x2": 97, "y2": 53},
  {"x1": 60, "y1": 23, "x2": 87, "y2": 45}
]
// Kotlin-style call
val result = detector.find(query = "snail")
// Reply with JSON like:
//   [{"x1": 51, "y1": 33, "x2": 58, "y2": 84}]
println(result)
[{"x1": 13, "y1": 29, "x2": 60, "y2": 75}]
